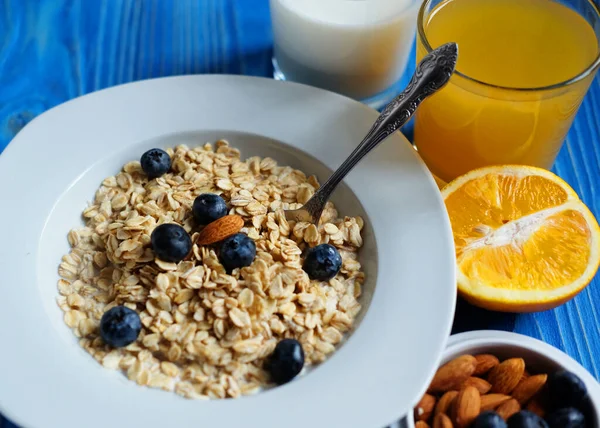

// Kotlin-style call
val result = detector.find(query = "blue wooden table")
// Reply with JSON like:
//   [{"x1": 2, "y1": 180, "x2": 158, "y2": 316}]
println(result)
[{"x1": 1, "y1": 1, "x2": 599, "y2": 426}]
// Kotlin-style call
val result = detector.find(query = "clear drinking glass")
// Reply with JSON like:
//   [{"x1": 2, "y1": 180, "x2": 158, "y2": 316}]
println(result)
[
  {"x1": 270, "y1": 0, "x2": 422, "y2": 109},
  {"x1": 413, "y1": 0, "x2": 600, "y2": 183}
]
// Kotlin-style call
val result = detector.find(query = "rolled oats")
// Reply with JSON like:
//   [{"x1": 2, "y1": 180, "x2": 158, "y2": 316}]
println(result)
[{"x1": 57, "y1": 140, "x2": 365, "y2": 399}]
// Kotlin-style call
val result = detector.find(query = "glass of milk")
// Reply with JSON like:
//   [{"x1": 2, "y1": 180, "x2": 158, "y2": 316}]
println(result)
[{"x1": 270, "y1": 0, "x2": 422, "y2": 109}]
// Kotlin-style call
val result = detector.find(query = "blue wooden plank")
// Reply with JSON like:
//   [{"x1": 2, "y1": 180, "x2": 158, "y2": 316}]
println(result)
[
  {"x1": 231, "y1": 0, "x2": 273, "y2": 76},
  {"x1": 0, "y1": 1, "x2": 599, "y2": 426}
]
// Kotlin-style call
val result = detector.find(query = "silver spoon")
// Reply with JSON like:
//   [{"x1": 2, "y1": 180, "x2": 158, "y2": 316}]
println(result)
[{"x1": 284, "y1": 42, "x2": 458, "y2": 224}]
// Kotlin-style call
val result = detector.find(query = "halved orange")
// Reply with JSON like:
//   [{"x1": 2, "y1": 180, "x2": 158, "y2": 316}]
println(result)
[{"x1": 442, "y1": 165, "x2": 600, "y2": 312}]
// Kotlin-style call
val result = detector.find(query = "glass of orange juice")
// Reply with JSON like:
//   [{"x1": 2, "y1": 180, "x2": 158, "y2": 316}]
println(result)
[{"x1": 413, "y1": 0, "x2": 600, "y2": 183}]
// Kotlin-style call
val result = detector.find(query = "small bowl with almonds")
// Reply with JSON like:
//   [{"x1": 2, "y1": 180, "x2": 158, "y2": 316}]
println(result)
[{"x1": 408, "y1": 330, "x2": 600, "y2": 428}]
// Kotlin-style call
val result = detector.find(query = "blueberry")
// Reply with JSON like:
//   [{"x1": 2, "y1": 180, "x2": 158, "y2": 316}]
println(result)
[
  {"x1": 219, "y1": 233, "x2": 256, "y2": 271},
  {"x1": 151, "y1": 223, "x2": 192, "y2": 262},
  {"x1": 140, "y1": 148, "x2": 171, "y2": 178},
  {"x1": 302, "y1": 244, "x2": 342, "y2": 280},
  {"x1": 545, "y1": 408, "x2": 585, "y2": 428},
  {"x1": 473, "y1": 411, "x2": 508, "y2": 428},
  {"x1": 578, "y1": 396, "x2": 596, "y2": 428},
  {"x1": 99, "y1": 306, "x2": 141, "y2": 348},
  {"x1": 192, "y1": 193, "x2": 228, "y2": 225},
  {"x1": 265, "y1": 339, "x2": 305, "y2": 385},
  {"x1": 546, "y1": 370, "x2": 588, "y2": 409},
  {"x1": 507, "y1": 411, "x2": 549, "y2": 428}
]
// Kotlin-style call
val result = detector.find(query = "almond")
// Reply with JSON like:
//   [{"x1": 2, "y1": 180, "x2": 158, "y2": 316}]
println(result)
[
  {"x1": 416, "y1": 422, "x2": 431, "y2": 428},
  {"x1": 196, "y1": 215, "x2": 244, "y2": 246},
  {"x1": 480, "y1": 394, "x2": 512, "y2": 411},
  {"x1": 428, "y1": 355, "x2": 478, "y2": 393},
  {"x1": 415, "y1": 393, "x2": 436, "y2": 422},
  {"x1": 435, "y1": 391, "x2": 459, "y2": 416},
  {"x1": 496, "y1": 398, "x2": 521, "y2": 420},
  {"x1": 459, "y1": 377, "x2": 492, "y2": 395},
  {"x1": 488, "y1": 358, "x2": 525, "y2": 394},
  {"x1": 473, "y1": 354, "x2": 500, "y2": 376},
  {"x1": 511, "y1": 374, "x2": 547, "y2": 404},
  {"x1": 452, "y1": 386, "x2": 480, "y2": 428},
  {"x1": 433, "y1": 413, "x2": 454, "y2": 428},
  {"x1": 526, "y1": 397, "x2": 546, "y2": 418}
]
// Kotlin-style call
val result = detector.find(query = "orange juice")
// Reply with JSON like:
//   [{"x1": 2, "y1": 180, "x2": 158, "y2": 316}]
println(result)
[{"x1": 414, "y1": 0, "x2": 599, "y2": 182}]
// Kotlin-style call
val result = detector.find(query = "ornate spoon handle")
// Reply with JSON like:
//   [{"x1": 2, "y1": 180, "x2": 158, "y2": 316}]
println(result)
[{"x1": 290, "y1": 42, "x2": 458, "y2": 223}]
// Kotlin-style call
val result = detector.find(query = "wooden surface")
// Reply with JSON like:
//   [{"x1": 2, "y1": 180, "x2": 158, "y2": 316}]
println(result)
[{"x1": 1, "y1": 1, "x2": 599, "y2": 426}]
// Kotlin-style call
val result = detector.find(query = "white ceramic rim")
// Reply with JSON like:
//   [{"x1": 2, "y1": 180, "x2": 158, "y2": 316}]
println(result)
[{"x1": 0, "y1": 75, "x2": 456, "y2": 428}]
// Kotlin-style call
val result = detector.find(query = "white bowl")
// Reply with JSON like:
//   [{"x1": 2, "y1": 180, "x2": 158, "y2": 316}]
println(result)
[
  {"x1": 404, "y1": 330, "x2": 600, "y2": 428},
  {"x1": 0, "y1": 75, "x2": 456, "y2": 428}
]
